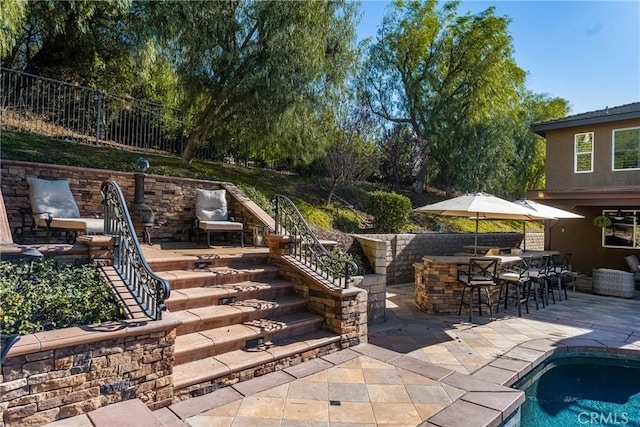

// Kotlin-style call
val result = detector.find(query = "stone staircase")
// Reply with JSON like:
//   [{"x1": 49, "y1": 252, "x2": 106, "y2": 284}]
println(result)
[{"x1": 147, "y1": 251, "x2": 342, "y2": 400}]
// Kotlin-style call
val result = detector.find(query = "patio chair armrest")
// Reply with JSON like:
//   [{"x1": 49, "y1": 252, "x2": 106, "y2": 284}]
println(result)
[{"x1": 32, "y1": 211, "x2": 54, "y2": 226}]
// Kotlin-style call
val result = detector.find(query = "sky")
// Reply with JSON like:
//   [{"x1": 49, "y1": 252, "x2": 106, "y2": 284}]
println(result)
[{"x1": 356, "y1": 1, "x2": 640, "y2": 115}]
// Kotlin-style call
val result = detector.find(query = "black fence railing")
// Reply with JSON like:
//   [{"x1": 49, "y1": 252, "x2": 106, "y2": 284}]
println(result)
[
  {"x1": 1, "y1": 67, "x2": 186, "y2": 155},
  {"x1": 272, "y1": 195, "x2": 357, "y2": 289},
  {"x1": 1, "y1": 66, "x2": 302, "y2": 168},
  {"x1": 101, "y1": 180, "x2": 170, "y2": 320}
]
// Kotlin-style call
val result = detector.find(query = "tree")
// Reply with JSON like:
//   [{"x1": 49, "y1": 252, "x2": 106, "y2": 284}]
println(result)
[
  {"x1": 378, "y1": 124, "x2": 423, "y2": 190},
  {"x1": 364, "y1": 0, "x2": 526, "y2": 194},
  {"x1": 506, "y1": 92, "x2": 570, "y2": 198},
  {"x1": 324, "y1": 98, "x2": 380, "y2": 205},
  {"x1": 2, "y1": 1, "x2": 179, "y2": 106},
  {"x1": 0, "y1": 0, "x2": 27, "y2": 58},
  {"x1": 149, "y1": 0, "x2": 359, "y2": 166}
]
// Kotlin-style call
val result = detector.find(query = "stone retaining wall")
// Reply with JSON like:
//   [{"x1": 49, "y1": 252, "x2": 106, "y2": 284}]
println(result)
[
  {"x1": 355, "y1": 233, "x2": 526, "y2": 286},
  {"x1": 0, "y1": 318, "x2": 179, "y2": 427},
  {"x1": 1, "y1": 160, "x2": 274, "y2": 246},
  {"x1": 266, "y1": 235, "x2": 368, "y2": 348}
]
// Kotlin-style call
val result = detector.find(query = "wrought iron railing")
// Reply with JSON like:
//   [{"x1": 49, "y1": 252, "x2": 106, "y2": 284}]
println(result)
[
  {"x1": 272, "y1": 195, "x2": 357, "y2": 289},
  {"x1": 1, "y1": 67, "x2": 186, "y2": 155},
  {"x1": 101, "y1": 180, "x2": 170, "y2": 320}
]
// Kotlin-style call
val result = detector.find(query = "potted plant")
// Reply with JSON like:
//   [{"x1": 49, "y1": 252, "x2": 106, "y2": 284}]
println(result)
[{"x1": 593, "y1": 215, "x2": 612, "y2": 228}]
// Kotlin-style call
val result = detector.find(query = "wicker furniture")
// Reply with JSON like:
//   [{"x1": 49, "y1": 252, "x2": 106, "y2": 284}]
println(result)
[
  {"x1": 592, "y1": 268, "x2": 635, "y2": 298},
  {"x1": 624, "y1": 255, "x2": 640, "y2": 284}
]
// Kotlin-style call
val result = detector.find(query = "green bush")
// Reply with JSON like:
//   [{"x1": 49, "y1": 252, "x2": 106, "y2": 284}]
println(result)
[
  {"x1": 332, "y1": 209, "x2": 361, "y2": 233},
  {"x1": 366, "y1": 190, "x2": 412, "y2": 233},
  {"x1": 0, "y1": 259, "x2": 125, "y2": 335},
  {"x1": 321, "y1": 248, "x2": 365, "y2": 276}
]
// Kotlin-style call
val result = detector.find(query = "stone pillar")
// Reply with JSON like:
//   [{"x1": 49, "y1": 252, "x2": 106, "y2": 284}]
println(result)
[
  {"x1": 76, "y1": 235, "x2": 115, "y2": 266},
  {"x1": 0, "y1": 187, "x2": 13, "y2": 245}
]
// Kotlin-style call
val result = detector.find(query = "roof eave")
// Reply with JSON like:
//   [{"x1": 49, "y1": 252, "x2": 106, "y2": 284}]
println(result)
[{"x1": 530, "y1": 110, "x2": 640, "y2": 137}]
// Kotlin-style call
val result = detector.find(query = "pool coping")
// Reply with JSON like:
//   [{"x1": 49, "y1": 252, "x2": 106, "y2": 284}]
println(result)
[{"x1": 420, "y1": 337, "x2": 640, "y2": 427}]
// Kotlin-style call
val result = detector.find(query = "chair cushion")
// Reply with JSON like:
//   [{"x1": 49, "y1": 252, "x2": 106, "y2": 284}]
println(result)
[
  {"x1": 34, "y1": 217, "x2": 104, "y2": 234},
  {"x1": 196, "y1": 189, "x2": 228, "y2": 221},
  {"x1": 198, "y1": 220, "x2": 243, "y2": 231},
  {"x1": 27, "y1": 177, "x2": 80, "y2": 220}
]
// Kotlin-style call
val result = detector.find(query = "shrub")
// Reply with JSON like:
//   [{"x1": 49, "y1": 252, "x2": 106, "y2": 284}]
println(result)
[
  {"x1": 321, "y1": 248, "x2": 366, "y2": 277},
  {"x1": 366, "y1": 190, "x2": 412, "y2": 233},
  {"x1": 0, "y1": 259, "x2": 125, "y2": 335},
  {"x1": 333, "y1": 209, "x2": 361, "y2": 233}
]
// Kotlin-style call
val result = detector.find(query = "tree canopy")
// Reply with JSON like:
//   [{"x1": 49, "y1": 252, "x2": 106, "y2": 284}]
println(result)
[
  {"x1": 364, "y1": 0, "x2": 527, "y2": 195},
  {"x1": 0, "y1": 0, "x2": 572, "y2": 199},
  {"x1": 147, "y1": 0, "x2": 359, "y2": 166}
]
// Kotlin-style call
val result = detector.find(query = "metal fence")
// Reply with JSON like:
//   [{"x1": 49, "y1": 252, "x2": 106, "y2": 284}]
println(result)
[{"x1": 0, "y1": 67, "x2": 186, "y2": 155}]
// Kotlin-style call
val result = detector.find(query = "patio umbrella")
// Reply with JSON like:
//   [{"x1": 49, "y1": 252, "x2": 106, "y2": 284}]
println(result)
[
  {"x1": 514, "y1": 199, "x2": 584, "y2": 250},
  {"x1": 415, "y1": 192, "x2": 552, "y2": 255}
]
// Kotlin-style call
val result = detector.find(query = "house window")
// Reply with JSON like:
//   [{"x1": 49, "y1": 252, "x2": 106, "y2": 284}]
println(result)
[
  {"x1": 602, "y1": 209, "x2": 640, "y2": 249},
  {"x1": 574, "y1": 132, "x2": 593, "y2": 173},
  {"x1": 613, "y1": 126, "x2": 640, "y2": 171}
]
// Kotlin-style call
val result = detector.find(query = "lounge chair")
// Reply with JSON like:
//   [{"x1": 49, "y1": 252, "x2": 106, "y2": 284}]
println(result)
[
  {"x1": 193, "y1": 188, "x2": 244, "y2": 247},
  {"x1": 21, "y1": 176, "x2": 104, "y2": 244}
]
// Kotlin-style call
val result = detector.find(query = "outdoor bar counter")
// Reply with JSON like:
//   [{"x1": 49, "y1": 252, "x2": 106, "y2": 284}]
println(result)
[{"x1": 413, "y1": 252, "x2": 558, "y2": 313}]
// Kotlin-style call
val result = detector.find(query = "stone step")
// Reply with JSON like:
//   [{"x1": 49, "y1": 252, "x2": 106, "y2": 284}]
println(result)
[
  {"x1": 156, "y1": 264, "x2": 280, "y2": 290},
  {"x1": 171, "y1": 295, "x2": 308, "y2": 336},
  {"x1": 172, "y1": 329, "x2": 341, "y2": 393},
  {"x1": 166, "y1": 279, "x2": 293, "y2": 311},
  {"x1": 84, "y1": 399, "x2": 168, "y2": 427},
  {"x1": 147, "y1": 252, "x2": 269, "y2": 273},
  {"x1": 173, "y1": 311, "x2": 325, "y2": 365}
]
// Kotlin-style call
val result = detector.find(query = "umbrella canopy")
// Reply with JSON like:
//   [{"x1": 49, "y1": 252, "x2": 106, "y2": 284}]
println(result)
[
  {"x1": 514, "y1": 199, "x2": 584, "y2": 219},
  {"x1": 514, "y1": 199, "x2": 584, "y2": 251},
  {"x1": 415, "y1": 192, "x2": 552, "y2": 255}
]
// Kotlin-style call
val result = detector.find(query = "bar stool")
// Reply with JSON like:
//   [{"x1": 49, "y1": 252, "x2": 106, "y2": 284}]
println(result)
[
  {"x1": 527, "y1": 256, "x2": 555, "y2": 308},
  {"x1": 457, "y1": 258, "x2": 499, "y2": 322},
  {"x1": 551, "y1": 253, "x2": 573, "y2": 301},
  {"x1": 497, "y1": 256, "x2": 532, "y2": 317}
]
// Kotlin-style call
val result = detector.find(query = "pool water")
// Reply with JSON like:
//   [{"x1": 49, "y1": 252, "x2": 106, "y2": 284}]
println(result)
[{"x1": 513, "y1": 353, "x2": 640, "y2": 426}]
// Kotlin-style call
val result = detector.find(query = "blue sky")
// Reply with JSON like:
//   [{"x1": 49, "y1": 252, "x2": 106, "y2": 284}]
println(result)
[{"x1": 357, "y1": 1, "x2": 640, "y2": 115}]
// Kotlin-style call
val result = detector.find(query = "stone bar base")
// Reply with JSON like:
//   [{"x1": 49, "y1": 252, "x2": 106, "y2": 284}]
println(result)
[{"x1": 413, "y1": 257, "x2": 501, "y2": 314}]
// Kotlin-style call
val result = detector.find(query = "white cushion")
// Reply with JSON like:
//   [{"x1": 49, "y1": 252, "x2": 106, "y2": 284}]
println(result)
[
  {"x1": 34, "y1": 217, "x2": 104, "y2": 234},
  {"x1": 198, "y1": 220, "x2": 243, "y2": 231},
  {"x1": 196, "y1": 189, "x2": 228, "y2": 221},
  {"x1": 27, "y1": 177, "x2": 80, "y2": 220}
]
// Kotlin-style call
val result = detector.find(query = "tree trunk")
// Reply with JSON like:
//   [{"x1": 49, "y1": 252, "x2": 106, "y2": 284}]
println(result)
[
  {"x1": 180, "y1": 124, "x2": 207, "y2": 167},
  {"x1": 326, "y1": 178, "x2": 338, "y2": 206},
  {"x1": 413, "y1": 157, "x2": 428, "y2": 194}
]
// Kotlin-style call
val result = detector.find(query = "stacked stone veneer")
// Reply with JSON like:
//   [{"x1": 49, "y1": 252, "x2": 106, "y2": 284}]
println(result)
[
  {"x1": 1, "y1": 160, "x2": 274, "y2": 245},
  {"x1": 0, "y1": 318, "x2": 179, "y2": 427},
  {"x1": 266, "y1": 235, "x2": 368, "y2": 348},
  {"x1": 413, "y1": 258, "x2": 501, "y2": 314},
  {"x1": 355, "y1": 233, "x2": 525, "y2": 286}
]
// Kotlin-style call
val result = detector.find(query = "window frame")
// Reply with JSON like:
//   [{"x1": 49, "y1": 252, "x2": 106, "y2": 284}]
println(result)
[
  {"x1": 612, "y1": 126, "x2": 640, "y2": 171},
  {"x1": 574, "y1": 132, "x2": 594, "y2": 174},
  {"x1": 601, "y1": 209, "x2": 640, "y2": 249}
]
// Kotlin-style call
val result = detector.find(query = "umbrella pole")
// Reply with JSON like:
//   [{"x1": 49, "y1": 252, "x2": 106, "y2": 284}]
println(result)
[
  {"x1": 474, "y1": 217, "x2": 479, "y2": 256},
  {"x1": 523, "y1": 221, "x2": 527, "y2": 251}
]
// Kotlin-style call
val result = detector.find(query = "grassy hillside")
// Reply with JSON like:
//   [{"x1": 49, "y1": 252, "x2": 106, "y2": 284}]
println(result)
[{"x1": 1, "y1": 129, "x2": 534, "y2": 242}]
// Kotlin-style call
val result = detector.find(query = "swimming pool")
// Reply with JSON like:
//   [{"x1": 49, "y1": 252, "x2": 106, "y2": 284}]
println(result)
[{"x1": 513, "y1": 352, "x2": 640, "y2": 427}]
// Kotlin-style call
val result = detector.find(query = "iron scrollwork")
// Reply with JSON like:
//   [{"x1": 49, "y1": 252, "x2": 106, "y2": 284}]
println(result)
[
  {"x1": 101, "y1": 180, "x2": 170, "y2": 320},
  {"x1": 272, "y1": 195, "x2": 357, "y2": 289}
]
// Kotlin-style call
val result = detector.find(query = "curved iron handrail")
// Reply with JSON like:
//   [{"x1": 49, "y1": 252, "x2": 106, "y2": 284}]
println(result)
[
  {"x1": 272, "y1": 195, "x2": 358, "y2": 288},
  {"x1": 101, "y1": 180, "x2": 170, "y2": 320}
]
